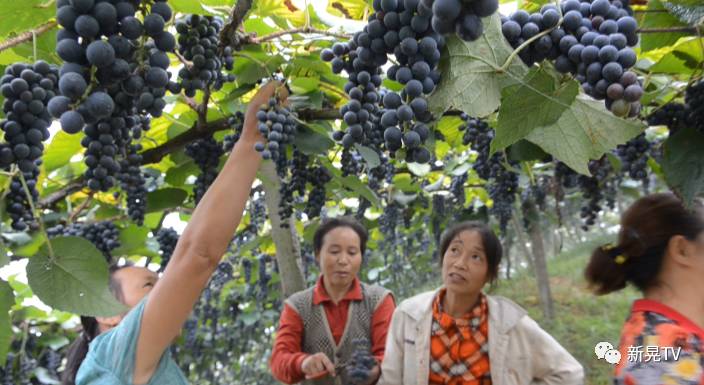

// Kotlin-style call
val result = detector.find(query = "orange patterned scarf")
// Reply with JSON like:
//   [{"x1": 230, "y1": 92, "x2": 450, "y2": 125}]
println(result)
[{"x1": 429, "y1": 289, "x2": 492, "y2": 385}]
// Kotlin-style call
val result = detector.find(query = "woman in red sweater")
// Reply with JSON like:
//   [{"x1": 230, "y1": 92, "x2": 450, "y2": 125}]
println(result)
[{"x1": 270, "y1": 217, "x2": 395, "y2": 385}]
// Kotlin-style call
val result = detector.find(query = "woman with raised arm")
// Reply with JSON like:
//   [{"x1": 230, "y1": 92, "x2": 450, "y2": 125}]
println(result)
[
  {"x1": 270, "y1": 217, "x2": 396, "y2": 385},
  {"x1": 585, "y1": 193, "x2": 704, "y2": 384},
  {"x1": 60, "y1": 81, "x2": 282, "y2": 385},
  {"x1": 378, "y1": 221, "x2": 583, "y2": 385}
]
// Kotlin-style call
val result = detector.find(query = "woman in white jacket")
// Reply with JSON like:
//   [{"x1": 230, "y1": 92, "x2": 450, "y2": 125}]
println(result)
[{"x1": 378, "y1": 221, "x2": 583, "y2": 385}]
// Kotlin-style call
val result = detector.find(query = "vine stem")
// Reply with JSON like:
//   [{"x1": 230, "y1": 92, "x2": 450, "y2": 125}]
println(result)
[
  {"x1": 19, "y1": 322, "x2": 29, "y2": 357},
  {"x1": 198, "y1": 87, "x2": 211, "y2": 129},
  {"x1": 68, "y1": 194, "x2": 94, "y2": 223},
  {"x1": 637, "y1": 26, "x2": 700, "y2": 33},
  {"x1": 249, "y1": 27, "x2": 351, "y2": 44},
  {"x1": 0, "y1": 21, "x2": 57, "y2": 53},
  {"x1": 18, "y1": 169, "x2": 55, "y2": 261}
]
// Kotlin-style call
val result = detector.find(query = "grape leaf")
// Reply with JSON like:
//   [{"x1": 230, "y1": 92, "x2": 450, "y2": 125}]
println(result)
[
  {"x1": 661, "y1": 127, "x2": 704, "y2": 206},
  {"x1": 649, "y1": 37, "x2": 704, "y2": 74},
  {"x1": 640, "y1": 0, "x2": 690, "y2": 52},
  {"x1": 294, "y1": 124, "x2": 334, "y2": 155},
  {"x1": 232, "y1": 46, "x2": 286, "y2": 85},
  {"x1": 429, "y1": 14, "x2": 529, "y2": 118},
  {"x1": 44, "y1": 131, "x2": 84, "y2": 173},
  {"x1": 492, "y1": 68, "x2": 579, "y2": 153},
  {"x1": 661, "y1": 0, "x2": 704, "y2": 26},
  {"x1": 26, "y1": 237, "x2": 127, "y2": 317},
  {"x1": 145, "y1": 188, "x2": 189, "y2": 213},
  {"x1": 0, "y1": 279, "x2": 12, "y2": 366},
  {"x1": 507, "y1": 140, "x2": 551, "y2": 162},
  {"x1": 355, "y1": 144, "x2": 381, "y2": 168},
  {"x1": 0, "y1": 0, "x2": 55, "y2": 39},
  {"x1": 522, "y1": 95, "x2": 644, "y2": 175},
  {"x1": 436, "y1": 115, "x2": 465, "y2": 148},
  {"x1": 0, "y1": 241, "x2": 8, "y2": 269}
]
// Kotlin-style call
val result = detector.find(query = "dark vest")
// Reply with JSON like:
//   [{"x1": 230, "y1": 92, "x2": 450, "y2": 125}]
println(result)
[{"x1": 284, "y1": 282, "x2": 390, "y2": 385}]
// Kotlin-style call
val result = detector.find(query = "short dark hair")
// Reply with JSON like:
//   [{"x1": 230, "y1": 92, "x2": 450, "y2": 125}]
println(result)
[
  {"x1": 313, "y1": 217, "x2": 368, "y2": 257},
  {"x1": 439, "y1": 221, "x2": 503, "y2": 284},
  {"x1": 585, "y1": 193, "x2": 704, "y2": 295}
]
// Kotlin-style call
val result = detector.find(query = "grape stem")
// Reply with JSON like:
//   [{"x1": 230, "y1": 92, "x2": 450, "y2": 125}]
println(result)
[
  {"x1": 500, "y1": 25, "x2": 558, "y2": 73},
  {"x1": 68, "y1": 193, "x2": 94, "y2": 223},
  {"x1": 198, "y1": 87, "x2": 211, "y2": 129},
  {"x1": 249, "y1": 27, "x2": 352, "y2": 44},
  {"x1": 0, "y1": 21, "x2": 57, "y2": 53},
  {"x1": 18, "y1": 169, "x2": 55, "y2": 261},
  {"x1": 174, "y1": 51, "x2": 194, "y2": 70},
  {"x1": 637, "y1": 26, "x2": 699, "y2": 33}
]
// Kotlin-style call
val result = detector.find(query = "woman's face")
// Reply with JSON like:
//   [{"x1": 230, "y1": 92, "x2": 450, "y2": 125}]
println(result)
[
  {"x1": 317, "y1": 226, "x2": 363, "y2": 288},
  {"x1": 113, "y1": 266, "x2": 159, "y2": 308},
  {"x1": 97, "y1": 266, "x2": 158, "y2": 332},
  {"x1": 441, "y1": 230, "x2": 490, "y2": 297}
]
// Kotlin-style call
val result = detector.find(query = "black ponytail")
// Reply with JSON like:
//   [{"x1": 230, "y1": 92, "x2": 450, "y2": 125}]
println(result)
[
  {"x1": 585, "y1": 193, "x2": 704, "y2": 295},
  {"x1": 61, "y1": 317, "x2": 100, "y2": 385}
]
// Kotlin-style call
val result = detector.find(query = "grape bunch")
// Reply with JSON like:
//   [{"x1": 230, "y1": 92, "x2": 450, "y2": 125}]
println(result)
[
  {"x1": 646, "y1": 102, "x2": 689, "y2": 133},
  {"x1": 0, "y1": 62, "x2": 58, "y2": 171},
  {"x1": 521, "y1": 181, "x2": 548, "y2": 227},
  {"x1": 346, "y1": 338, "x2": 377, "y2": 384},
  {"x1": 322, "y1": 40, "x2": 384, "y2": 150},
  {"x1": 450, "y1": 173, "x2": 468, "y2": 206},
  {"x1": 685, "y1": 79, "x2": 704, "y2": 134},
  {"x1": 53, "y1": 0, "x2": 179, "y2": 192},
  {"x1": 379, "y1": 202, "x2": 401, "y2": 242},
  {"x1": 577, "y1": 157, "x2": 613, "y2": 229},
  {"x1": 615, "y1": 133, "x2": 650, "y2": 183},
  {"x1": 117, "y1": 143, "x2": 147, "y2": 224},
  {"x1": 47, "y1": 221, "x2": 120, "y2": 261},
  {"x1": 175, "y1": 14, "x2": 235, "y2": 96},
  {"x1": 156, "y1": 227, "x2": 179, "y2": 272},
  {"x1": 211, "y1": 262, "x2": 233, "y2": 288},
  {"x1": 431, "y1": 194, "x2": 446, "y2": 245},
  {"x1": 278, "y1": 150, "x2": 309, "y2": 222},
  {"x1": 277, "y1": 151, "x2": 332, "y2": 222},
  {"x1": 459, "y1": 114, "x2": 518, "y2": 231},
  {"x1": 54, "y1": 0, "x2": 177, "y2": 127},
  {"x1": 0, "y1": 61, "x2": 59, "y2": 231},
  {"x1": 185, "y1": 135, "x2": 224, "y2": 204},
  {"x1": 254, "y1": 97, "x2": 298, "y2": 162},
  {"x1": 341, "y1": 149, "x2": 363, "y2": 177},
  {"x1": 222, "y1": 111, "x2": 245, "y2": 152},
  {"x1": 488, "y1": 159, "x2": 519, "y2": 232},
  {"x1": 304, "y1": 166, "x2": 332, "y2": 218},
  {"x1": 322, "y1": 0, "x2": 450, "y2": 164},
  {"x1": 241, "y1": 258, "x2": 253, "y2": 284},
  {"x1": 555, "y1": 160, "x2": 579, "y2": 189},
  {"x1": 257, "y1": 254, "x2": 272, "y2": 300},
  {"x1": 5, "y1": 169, "x2": 40, "y2": 232},
  {"x1": 424, "y1": 0, "x2": 500, "y2": 41},
  {"x1": 459, "y1": 113, "x2": 495, "y2": 180},
  {"x1": 501, "y1": 0, "x2": 643, "y2": 117}
]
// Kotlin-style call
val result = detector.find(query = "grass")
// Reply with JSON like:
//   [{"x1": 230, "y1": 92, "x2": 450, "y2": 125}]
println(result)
[{"x1": 490, "y1": 236, "x2": 639, "y2": 385}]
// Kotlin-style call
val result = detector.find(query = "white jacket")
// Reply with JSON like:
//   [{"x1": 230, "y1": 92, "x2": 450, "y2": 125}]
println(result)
[{"x1": 377, "y1": 289, "x2": 584, "y2": 385}]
